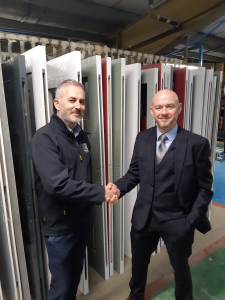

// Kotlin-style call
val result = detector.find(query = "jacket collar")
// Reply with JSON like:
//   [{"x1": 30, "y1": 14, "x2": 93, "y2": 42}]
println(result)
[{"x1": 50, "y1": 113, "x2": 82, "y2": 135}]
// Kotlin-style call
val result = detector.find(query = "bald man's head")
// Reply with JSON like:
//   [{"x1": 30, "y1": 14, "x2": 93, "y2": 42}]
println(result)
[
  {"x1": 152, "y1": 89, "x2": 179, "y2": 107},
  {"x1": 150, "y1": 89, "x2": 182, "y2": 133}
]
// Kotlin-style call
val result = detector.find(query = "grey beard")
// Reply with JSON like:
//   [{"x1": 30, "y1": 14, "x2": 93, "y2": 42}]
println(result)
[{"x1": 59, "y1": 111, "x2": 78, "y2": 126}]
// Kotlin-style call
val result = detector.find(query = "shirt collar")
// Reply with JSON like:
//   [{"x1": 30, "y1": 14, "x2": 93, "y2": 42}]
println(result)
[
  {"x1": 67, "y1": 124, "x2": 81, "y2": 138},
  {"x1": 157, "y1": 123, "x2": 178, "y2": 142}
]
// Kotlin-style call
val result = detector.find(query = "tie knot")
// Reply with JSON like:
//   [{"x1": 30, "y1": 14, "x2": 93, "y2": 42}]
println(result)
[{"x1": 159, "y1": 134, "x2": 167, "y2": 143}]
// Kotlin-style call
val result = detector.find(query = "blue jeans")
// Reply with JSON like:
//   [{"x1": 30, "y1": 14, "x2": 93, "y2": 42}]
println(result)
[{"x1": 45, "y1": 226, "x2": 91, "y2": 300}]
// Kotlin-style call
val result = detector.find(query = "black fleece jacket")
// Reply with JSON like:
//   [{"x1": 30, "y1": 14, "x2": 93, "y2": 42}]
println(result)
[{"x1": 29, "y1": 113, "x2": 105, "y2": 236}]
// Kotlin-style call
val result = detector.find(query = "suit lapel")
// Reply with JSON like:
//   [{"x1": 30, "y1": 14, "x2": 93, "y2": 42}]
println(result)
[
  {"x1": 147, "y1": 127, "x2": 157, "y2": 184},
  {"x1": 174, "y1": 127, "x2": 187, "y2": 193}
]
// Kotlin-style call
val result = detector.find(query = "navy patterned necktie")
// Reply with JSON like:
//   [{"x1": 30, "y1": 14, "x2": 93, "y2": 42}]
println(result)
[{"x1": 156, "y1": 134, "x2": 168, "y2": 165}]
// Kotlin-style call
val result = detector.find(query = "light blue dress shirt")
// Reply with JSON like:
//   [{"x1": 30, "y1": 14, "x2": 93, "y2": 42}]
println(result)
[
  {"x1": 156, "y1": 123, "x2": 178, "y2": 151},
  {"x1": 67, "y1": 124, "x2": 81, "y2": 145}
]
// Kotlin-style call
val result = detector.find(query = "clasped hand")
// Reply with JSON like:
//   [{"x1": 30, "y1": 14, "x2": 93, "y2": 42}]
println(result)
[{"x1": 104, "y1": 183, "x2": 120, "y2": 205}]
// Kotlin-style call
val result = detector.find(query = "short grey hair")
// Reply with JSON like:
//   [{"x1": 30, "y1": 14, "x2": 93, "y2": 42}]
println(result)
[{"x1": 55, "y1": 79, "x2": 85, "y2": 101}]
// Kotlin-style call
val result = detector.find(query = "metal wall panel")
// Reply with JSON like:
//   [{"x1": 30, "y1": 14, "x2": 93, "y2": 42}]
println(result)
[
  {"x1": 191, "y1": 67, "x2": 205, "y2": 135},
  {"x1": 211, "y1": 71, "x2": 222, "y2": 178},
  {"x1": 206, "y1": 75, "x2": 217, "y2": 144},
  {"x1": 124, "y1": 63, "x2": 141, "y2": 259},
  {"x1": 142, "y1": 63, "x2": 164, "y2": 90},
  {"x1": 163, "y1": 64, "x2": 173, "y2": 90},
  {"x1": 102, "y1": 57, "x2": 114, "y2": 277},
  {"x1": 82, "y1": 55, "x2": 110, "y2": 281},
  {"x1": 202, "y1": 69, "x2": 214, "y2": 138},
  {"x1": 23, "y1": 46, "x2": 51, "y2": 291},
  {"x1": 0, "y1": 65, "x2": 22, "y2": 300},
  {"x1": 210, "y1": 71, "x2": 222, "y2": 221},
  {"x1": 173, "y1": 67, "x2": 188, "y2": 128},
  {"x1": 0, "y1": 281, "x2": 3, "y2": 300},
  {"x1": 48, "y1": 51, "x2": 81, "y2": 89},
  {"x1": 184, "y1": 70, "x2": 193, "y2": 131},
  {"x1": 141, "y1": 68, "x2": 158, "y2": 130},
  {"x1": 22, "y1": 46, "x2": 50, "y2": 129},
  {"x1": 206, "y1": 72, "x2": 218, "y2": 221},
  {"x1": 208, "y1": 76, "x2": 218, "y2": 144},
  {"x1": 0, "y1": 148, "x2": 17, "y2": 300},
  {"x1": 2, "y1": 55, "x2": 46, "y2": 300},
  {"x1": 111, "y1": 58, "x2": 125, "y2": 274}
]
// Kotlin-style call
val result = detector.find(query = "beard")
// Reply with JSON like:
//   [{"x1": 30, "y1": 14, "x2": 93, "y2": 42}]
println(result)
[
  {"x1": 58, "y1": 105, "x2": 84, "y2": 126},
  {"x1": 156, "y1": 118, "x2": 174, "y2": 129}
]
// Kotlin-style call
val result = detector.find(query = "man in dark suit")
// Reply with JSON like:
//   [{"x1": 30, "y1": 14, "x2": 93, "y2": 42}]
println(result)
[{"x1": 108, "y1": 89, "x2": 213, "y2": 300}]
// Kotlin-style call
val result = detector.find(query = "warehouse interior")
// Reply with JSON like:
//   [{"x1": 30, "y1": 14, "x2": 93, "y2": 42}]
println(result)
[{"x1": 0, "y1": 1, "x2": 225, "y2": 300}]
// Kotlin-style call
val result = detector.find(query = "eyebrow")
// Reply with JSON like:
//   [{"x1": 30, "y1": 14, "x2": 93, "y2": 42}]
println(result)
[
  {"x1": 155, "y1": 103, "x2": 175, "y2": 106},
  {"x1": 68, "y1": 97, "x2": 85, "y2": 101}
]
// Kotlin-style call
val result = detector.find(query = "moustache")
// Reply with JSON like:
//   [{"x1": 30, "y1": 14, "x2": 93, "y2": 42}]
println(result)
[{"x1": 72, "y1": 109, "x2": 82, "y2": 115}]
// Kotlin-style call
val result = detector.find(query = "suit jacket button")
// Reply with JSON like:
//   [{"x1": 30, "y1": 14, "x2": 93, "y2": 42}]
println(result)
[{"x1": 151, "y1": 183, "x2": 153, "y2": 187}]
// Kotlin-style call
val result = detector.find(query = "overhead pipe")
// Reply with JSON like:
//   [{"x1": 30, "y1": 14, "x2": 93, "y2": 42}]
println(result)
[{"x1": 148, "y1": 0, "x2": 179, "y2": 28}]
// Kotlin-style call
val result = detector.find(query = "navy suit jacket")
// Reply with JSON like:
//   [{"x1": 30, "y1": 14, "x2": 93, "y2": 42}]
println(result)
[{"x1": 115, "y1": 126, "x2": 213, "y2": 234}]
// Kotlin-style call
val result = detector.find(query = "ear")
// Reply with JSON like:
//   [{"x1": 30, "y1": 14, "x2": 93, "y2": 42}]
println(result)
[
  {"x1": 178, "y1": 103, "x2": 182, "y2": 115},
  {"x1": 53, "y1": 99, "x2": 60, "y2": 112},
  {"x1": 150, "y1": 106, "x2": 154, "y2": 117}
]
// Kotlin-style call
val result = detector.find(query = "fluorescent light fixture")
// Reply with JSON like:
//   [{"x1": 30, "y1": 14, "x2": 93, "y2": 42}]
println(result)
[{"x1": 180, "y1": 65, "x2": 198, "y2": 70}]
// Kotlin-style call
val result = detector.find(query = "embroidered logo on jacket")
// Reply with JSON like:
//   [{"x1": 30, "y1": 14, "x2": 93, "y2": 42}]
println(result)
[{"x1": 82, "y1": 143, "x2": 89, "y2": 153}]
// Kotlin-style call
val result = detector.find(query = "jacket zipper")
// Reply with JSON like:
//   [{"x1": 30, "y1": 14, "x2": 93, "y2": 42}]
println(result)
[
  {"x1": 76, "y1": 138, "x2": 87, "y2": 182},
  {"x1": 78, "y1": 147, "x2": 87, "y2": 181},
  {"x1": 63, "y1": 135, "x2": 88, "y2": 216}
]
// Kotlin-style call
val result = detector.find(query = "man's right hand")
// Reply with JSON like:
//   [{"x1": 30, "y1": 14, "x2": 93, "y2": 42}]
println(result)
[{"x1": 104, "y1": 184, "x2": 120, "y2": 205}]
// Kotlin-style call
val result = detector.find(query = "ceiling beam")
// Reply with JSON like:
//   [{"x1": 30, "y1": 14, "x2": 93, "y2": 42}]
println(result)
[
  {"x1": 0, "y1": 17, "x2": 109, "y2": 44},
  {"x1": 22, "y1": 0, "x2": 139, "y2": 24},
  {"x1": 119, "y1": 0, "x2": 225, "y2": 51}
]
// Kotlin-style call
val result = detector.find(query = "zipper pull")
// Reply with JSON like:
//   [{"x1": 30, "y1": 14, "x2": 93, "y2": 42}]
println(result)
[
  {"x1": 79, "y1": 154, "x2": 82, "y2": 161},
  {"x1": 63, "y1": 207, "x2": 66, "y2": 215}
]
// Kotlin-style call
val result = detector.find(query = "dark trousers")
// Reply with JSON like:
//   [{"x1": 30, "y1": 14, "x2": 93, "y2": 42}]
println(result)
[
  {"x1": 45, "y1": 226, "x2": 91, "y2": 300},
  {"x1": 129, "y1": 213, "x2": 195, "y2": 300}
]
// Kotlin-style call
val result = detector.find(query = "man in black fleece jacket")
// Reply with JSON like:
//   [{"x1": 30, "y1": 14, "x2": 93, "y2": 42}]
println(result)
[{"x1": 29, "y1": 79, "x2": 119, "y2": 300}]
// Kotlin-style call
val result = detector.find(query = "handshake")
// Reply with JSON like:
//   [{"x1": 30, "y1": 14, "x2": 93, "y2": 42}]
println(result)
[{"x1": 104, "y1": 183, "x2": 120, "y2": 205}]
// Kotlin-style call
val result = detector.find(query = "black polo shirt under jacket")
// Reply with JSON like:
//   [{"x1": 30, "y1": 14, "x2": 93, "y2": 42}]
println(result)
[{"x1": 29, "y1": 113, "x2": 105, "y2": 237}]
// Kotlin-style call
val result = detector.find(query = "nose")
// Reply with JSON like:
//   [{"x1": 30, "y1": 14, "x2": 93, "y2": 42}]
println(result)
[
  {"x1": 75, "y1": 100, "x2": 81, "y2": 109},
  {"x1": 161, "y1": 107, "x2": 168, "y2": 115}
]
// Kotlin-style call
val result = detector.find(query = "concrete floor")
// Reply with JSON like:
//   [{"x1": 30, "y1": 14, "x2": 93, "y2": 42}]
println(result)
[{"x1": 77, "y1": 203, "x2": 225, "y2": 300}]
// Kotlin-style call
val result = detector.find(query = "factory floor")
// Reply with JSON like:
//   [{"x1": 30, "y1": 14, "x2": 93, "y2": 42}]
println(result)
[
  {"x1": 77, "y1": 203, "x2": 225, "y2": 300},
  {"x1": 213, "y1": 160, "x2": 225, "y2": 206}
]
